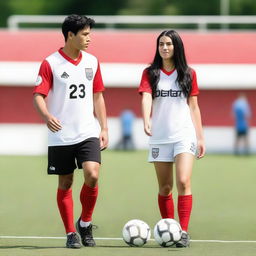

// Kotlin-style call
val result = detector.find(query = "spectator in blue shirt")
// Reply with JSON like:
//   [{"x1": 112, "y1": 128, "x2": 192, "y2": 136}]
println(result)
[
  {"x1": 232, "y1": 93, "x2": 251, "y2": 155},
  {"x1": 116, "y1": 109, "x2": 135, "y2": 150}
]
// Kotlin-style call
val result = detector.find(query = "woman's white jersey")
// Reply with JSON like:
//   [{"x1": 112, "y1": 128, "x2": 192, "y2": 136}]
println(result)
[
  {"x1": 139, "y1": 68, "x2": 199, "y2": 144},
  {"x1": 33, "y1": 49, "x2": 105, "y2": 146}
]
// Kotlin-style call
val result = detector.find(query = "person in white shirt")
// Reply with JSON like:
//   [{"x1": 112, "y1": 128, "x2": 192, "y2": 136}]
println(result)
[
  {"x1": 33, "y1": 14, "x2": 108, "y2": 249},
  {"x1": 139, "y1": 30, "x2": 205, "y2": 247}
]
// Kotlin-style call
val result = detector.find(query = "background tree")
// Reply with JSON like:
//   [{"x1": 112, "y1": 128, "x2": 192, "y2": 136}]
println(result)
[
  {"x1": 1, "y1": 0, "x2": 256, "y2": 28},
  {"x1": 231, "y1": 0, "x2": 256, "y2": 15}
]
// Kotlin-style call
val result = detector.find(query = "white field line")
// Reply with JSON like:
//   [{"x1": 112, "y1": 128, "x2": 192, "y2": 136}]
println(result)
[{"x1": 0, "y1": 236, "x2": 256, "y2": 243}]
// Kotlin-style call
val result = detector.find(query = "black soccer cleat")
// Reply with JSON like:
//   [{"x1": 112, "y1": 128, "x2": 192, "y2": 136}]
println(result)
[
  {"x1": 66, "y1": 232, "x2": 81, "y2": 249},
  {"x1": 76, "y1": 218, "x2": 96, "y2": 247},
  {"x1": 176, "y1": 231, "x2": 190, "y2": 248}
]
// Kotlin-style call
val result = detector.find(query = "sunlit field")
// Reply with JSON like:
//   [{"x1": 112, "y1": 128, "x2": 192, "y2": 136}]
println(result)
[{"x1": 0, "y1": 151, "x2": 256, "y2": 256}]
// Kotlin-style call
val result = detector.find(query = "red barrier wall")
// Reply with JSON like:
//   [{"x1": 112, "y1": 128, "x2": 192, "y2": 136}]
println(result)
[
  {"x1": 1, "y1": 30, "x2": 255, "y2": 126},
  {"x1": 0, "y1": 30, "x2": 256, "y2": 63},
  {"x1": 0, "y1": 86, "x2": 255, "y2": 126}
]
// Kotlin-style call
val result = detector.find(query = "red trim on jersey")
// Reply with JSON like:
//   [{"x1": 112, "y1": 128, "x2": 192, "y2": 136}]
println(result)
[
  {"x1": 138, "y1": 69, "x2": 152, "y2": 94},
  {"x1": 33, "y1": 59, "x2": 53, "y2": 96},
  {"x1": 161, "y1": 68, "x2": 176, "y2": 76},
  {"x1": 93, "y1": 61, "x2": 105, "y2": 93},
  {"x1": 58, "y1": 48, "x2": 82, "y2": 66},
  {"x1": 139, "y1": 68, "x2": 199, "y2": 96},
  {"x1": 190, "y1": 69, "x2": 199, "y2": 96}
]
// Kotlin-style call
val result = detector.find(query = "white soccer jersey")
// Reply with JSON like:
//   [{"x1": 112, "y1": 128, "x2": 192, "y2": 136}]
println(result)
[
  {"x1": 33, "y1": 49, "x2": 105, "y2": 146},
  {"x1": 139, "y1": 68, "x2": 199, "y2": 144}
]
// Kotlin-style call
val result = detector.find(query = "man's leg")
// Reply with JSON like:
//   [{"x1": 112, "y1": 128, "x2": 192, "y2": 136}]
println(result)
[
  {"x1": 57, "y1": 174, "x2": 81, "y2": 248},
  {"x1": 76, "y1": 161, "x2": 100, "y2": 247}
]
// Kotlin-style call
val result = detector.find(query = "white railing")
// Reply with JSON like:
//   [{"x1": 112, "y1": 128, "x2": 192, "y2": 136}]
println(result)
[
  {"x1": 1, "y1": 62, "x2": 256, "y2": 89},
  {"x1": 7, "y1": 15, "x2": 256, "y2": 31}
]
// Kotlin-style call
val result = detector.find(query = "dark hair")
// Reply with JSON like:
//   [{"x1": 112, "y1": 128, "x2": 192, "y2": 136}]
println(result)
[
  {"x1": 147, "y1": 30, "x2": 192, "y2": 98},
  {"x1": 62, "y1": 14, "x2": 95, "y2": 41}
]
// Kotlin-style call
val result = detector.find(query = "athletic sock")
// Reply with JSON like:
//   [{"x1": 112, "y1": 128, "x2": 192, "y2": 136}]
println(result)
[
  {"x1": 80, "y1": 183, "x2": 98, "y2": 222},
  {"x1": 79, "y1": 220, "x2": 92, "y2": 228},
  {"x1": 57, "y1": 188, "x2": 76, "y2": 234},
  {"x1": 158, "y1": 193, "x2": 174, "y2": 219},
  {"x1": 178, "y1": 194, "x2": 193, "y2": 232}
]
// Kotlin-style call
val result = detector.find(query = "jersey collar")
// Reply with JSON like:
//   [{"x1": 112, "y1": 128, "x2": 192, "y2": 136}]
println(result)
[
  {"x1": 161, "y1": 68, "x2": 176, "y2": 76},
  {"x1": 58, "y1": 48, "x2": 82, "y2": 65}
]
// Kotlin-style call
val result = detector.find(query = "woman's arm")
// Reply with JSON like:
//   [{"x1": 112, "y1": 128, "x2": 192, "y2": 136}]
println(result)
[
  {"x1": 141, "y1": 92, "x2": 152, "y2": 136},
  {"x1": 188, "y1": 96, "x2": 205, "y2": 158}
]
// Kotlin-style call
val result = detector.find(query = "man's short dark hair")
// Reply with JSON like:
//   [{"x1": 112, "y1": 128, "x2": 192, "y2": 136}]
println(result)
[{"x1": 62, "y1": 14, "x2": 95, "y2": 41}]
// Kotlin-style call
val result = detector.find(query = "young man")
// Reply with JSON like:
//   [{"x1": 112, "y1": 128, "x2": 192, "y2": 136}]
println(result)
[{"x1": 33, "y1": 14, "x2": 108, "y2": 249}]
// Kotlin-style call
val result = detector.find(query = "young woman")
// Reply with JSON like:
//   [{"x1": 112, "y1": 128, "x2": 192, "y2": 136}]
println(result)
[{"x1": 139, "y1": 30, "x2": 205, "y2": 247}]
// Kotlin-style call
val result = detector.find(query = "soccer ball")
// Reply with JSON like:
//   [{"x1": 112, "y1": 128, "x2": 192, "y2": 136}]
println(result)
[
  {"x1": 122, "y1": 219, "x2": 151, "y2": 247},
  {"x1": 154, "y1": 218, "x2": 182, "y2": 247}
]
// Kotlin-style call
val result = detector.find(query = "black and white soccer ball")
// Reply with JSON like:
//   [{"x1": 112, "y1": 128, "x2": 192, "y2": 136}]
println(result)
[
  {"x1": 122, "y1": 219, "x2": 151, "y2": 247},
  {"x1": 154, "y1": 218, "x2": 182, "y2": 247}
]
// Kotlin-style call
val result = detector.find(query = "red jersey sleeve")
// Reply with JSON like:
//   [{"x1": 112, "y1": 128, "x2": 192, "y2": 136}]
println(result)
[
  {"x1": 138, "y1": 68, "x2": 152, "y2": 94},
  {"x1": 93, "y1": 61, "x2": 105, "y2": 93},
  {"x1": 190, "y1": 69, "x2": 199, "y2": 96},
  {"x1": 33, "y1": 60, "x2": 53, "y2": 96}
]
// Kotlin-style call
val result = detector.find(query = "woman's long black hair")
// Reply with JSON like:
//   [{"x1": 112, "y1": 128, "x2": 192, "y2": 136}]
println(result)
[{"x1": 147, "y1": 30, "x2": 192, "y2": 98}]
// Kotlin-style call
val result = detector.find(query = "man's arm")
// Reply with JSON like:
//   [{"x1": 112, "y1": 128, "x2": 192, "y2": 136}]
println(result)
[
  {"x1": 93, "y1": 92, "x2": 108, "y2": 150},
  {"x1": 33, "y1": 93, "x2": 62, "y2": 132}
]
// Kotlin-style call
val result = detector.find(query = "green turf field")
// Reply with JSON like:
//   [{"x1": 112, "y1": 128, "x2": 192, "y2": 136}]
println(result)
[{"x1": 0, "y1": 151, "x2": 256, "y2": 256}]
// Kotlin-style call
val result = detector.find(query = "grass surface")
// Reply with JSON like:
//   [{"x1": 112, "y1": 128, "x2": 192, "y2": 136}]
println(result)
[{"x1": 0, "y1": 151, "x2": 256, "y2": 255}]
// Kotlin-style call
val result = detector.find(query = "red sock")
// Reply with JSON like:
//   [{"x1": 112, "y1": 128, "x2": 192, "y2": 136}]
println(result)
[
  {"x1": 158, "y1": 193, "x2": 174, "y2": 219},
  {"x1": 80, "y1": 184, "x2": 98, "y2": 222},
  {"x1": 178, "y1": 194, "x2": 193, "y2": 232},
  {"x1": 57, "y1": 188, "x2": 75, "y2": 234}
]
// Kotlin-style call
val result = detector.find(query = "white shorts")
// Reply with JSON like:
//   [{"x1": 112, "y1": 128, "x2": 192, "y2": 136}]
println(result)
[{"x1": 148, "y1": 139, "x2": 197, "y2": 162}]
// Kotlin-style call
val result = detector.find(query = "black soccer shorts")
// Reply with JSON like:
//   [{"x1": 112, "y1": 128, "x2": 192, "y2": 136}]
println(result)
[{"x1": 47, "y1": 137, "x2": 101, "y2": 175}]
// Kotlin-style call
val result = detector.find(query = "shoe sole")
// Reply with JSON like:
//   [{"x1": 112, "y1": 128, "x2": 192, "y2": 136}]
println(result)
[
  {"x1": 176, "y1": 244, "x2": 189, "y2": 248},
  {"x1": 66, "y1": 244, "x2": 81, "y2": 249},
  {"x1": 176, "y1": 241, "x2": 190, "y2": 248}
]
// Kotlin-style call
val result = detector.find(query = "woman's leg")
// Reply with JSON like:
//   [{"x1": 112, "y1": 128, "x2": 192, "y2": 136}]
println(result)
[
  {"x1": 154, "y1": 162, "x2": 175, "y2": 219},
  {"x1": 175, "y1": 153, "x2": 194, "y2": 232}
]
